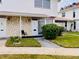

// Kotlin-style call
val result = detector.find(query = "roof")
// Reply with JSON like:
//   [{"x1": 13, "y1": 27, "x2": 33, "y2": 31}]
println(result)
[
  {"x1": 54, "y1": 17, "x2": 74, "y2": 21},
  {"x1": 60, "y1": 2, "x2": 79, "y2": 11},
  {"x1": 0, "y1": 11, "x2": 48, "y2": 17},
  {"x1": 47, "y1": 16, "x2": 74, "y2": 21}
]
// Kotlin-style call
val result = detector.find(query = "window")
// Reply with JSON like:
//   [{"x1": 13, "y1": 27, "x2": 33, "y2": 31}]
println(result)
[
  {"x1": 43, "y1": 0, "x2": 50, "y2": 9},
  {"x1": 62, "y1": 12, "x2": 65, "y2": 17},
  {"x1": 73, "y1": 11, "x2": 75, "y2": 18},
  {"x1": 0, "y1": 0, "x2": 1, "y2": 3},
  {"x1": 34, "y1": 0, "x2": 50, "y2": 9},
  {"x1": 35, "y1": 0, "x2": 42, "y2": 8}
]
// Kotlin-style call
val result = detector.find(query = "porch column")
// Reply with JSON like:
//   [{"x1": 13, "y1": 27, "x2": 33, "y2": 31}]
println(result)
[
  {"x1": 45, "y1": 18, "x2": 47, "y2": 24},
  {"x1": 20, "y1": 16, "x2": 22, "y2": 38},
  {"x1": 53, "y1": 19, "x2": 55, "y2": 24}
]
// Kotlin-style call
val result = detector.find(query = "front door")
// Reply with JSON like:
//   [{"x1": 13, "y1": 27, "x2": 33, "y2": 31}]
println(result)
[
  {"x1": 31, "y1": 20, "x2": 38, "y2": 36},
  {"x1": 0, "y1": 18, "x2": 6, "y2": 37}
]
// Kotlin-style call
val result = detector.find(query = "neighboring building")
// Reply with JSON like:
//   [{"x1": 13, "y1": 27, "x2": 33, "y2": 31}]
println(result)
[
  {"x1": 58, "y1": 2, "x2": 79, "y2": 31},
  {"x1": 0, "y1": 0, "x2": 60, "y2": 38}
]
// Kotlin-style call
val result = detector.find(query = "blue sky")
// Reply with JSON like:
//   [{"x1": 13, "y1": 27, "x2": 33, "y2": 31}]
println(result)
[{"x1": 59, "y1": 0, "x2": 77, "y2": 8}]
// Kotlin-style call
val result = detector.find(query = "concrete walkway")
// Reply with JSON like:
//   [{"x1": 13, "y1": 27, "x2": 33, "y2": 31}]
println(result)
[
  {"x1": 0, "y1": 38, "x2": 79, "y2": 56},
  {"x1": 36, "y1": 38, "x2": 61, "y2": 48},
  {"x1": 0, "y1": 47, "x2": 79, "y2": 56}
]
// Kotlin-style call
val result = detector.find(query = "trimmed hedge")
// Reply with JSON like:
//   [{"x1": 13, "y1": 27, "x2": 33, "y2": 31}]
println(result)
[{"x1": 42, "y1": 24, "x2": 64, "y2": 40}]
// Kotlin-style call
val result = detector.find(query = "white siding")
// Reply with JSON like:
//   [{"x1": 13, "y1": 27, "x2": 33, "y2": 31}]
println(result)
[
  {"x1": 55, "y1": 22, "x2": 65, "y2": 27},
  {"x1": 65, "y1": 10, "x2": 73, "y2": 18},
  {"x1": 0, "y1": 0, "x2": 58, "y2": 16},
  {"x1": 67, "y1": 22, "x2": 71, "y2": 31},
  {"x1": 76, "y1": 8, "x2": 79, "y2": 19},
  {"x1": 76, "y1": 21, "x2": 79, "y2": 31}
]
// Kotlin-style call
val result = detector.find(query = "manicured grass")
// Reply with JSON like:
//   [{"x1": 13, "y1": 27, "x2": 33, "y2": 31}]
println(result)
[
  {"x1": 53, "y1": 33, "x2": 79, "y2": 48},
  {"x1": 66, "y1": 32, "x2": 79, "y2": 35},
  {"x1": 0, "y1": 54, "x2": 79, "y2": 59},
  {"x1": 6, "y1": 38, "x2": 41, "y2": 47}
]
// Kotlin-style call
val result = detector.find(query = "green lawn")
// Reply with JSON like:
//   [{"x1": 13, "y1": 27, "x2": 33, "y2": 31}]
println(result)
[
  {"x1": 53, "y1": 33, "x2": 79, "y2": 48},
  {"x1": 66, "y1": 32, "x2": 79, "y2": 35},
  {"x1": 6, "y1": 38, "x2": 41, "y2": 47},
  {"x1": 0, "y1": 54, "x2": 79, "y2": 59}
]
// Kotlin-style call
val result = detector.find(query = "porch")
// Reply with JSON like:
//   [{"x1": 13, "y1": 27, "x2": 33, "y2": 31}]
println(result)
[
  {"x1": 54, "y1": 17, "x2": 75, "y2": 31},
  {"x1": 0, "y1": 15, "x2": 54, "y2": 38},
  {"x1": 0, "y1": 16, "x2": 38, "y2": 37}
]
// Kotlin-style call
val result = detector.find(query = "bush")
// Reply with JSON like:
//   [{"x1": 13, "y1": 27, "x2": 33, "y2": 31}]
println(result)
[
  {"x1": 42, "y1": 24, "x2": 58, "y2": 40},
  {"x1": 10, "y1": 36, "x2": 20, "y2": 43},
  {"x1": 42, "y1": 24, "x2": 64, "y2": 40},
  {"x1": 57, "y1": 26, "x2": 64, "y2": 36}
]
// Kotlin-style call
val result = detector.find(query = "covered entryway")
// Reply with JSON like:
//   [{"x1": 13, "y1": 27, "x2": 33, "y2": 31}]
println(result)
[
  {"x1": 0, "y1": 11, "x2": 48, "y2": 38},
  {"x1": 54, "y1": 17, "x2": 75, "y2": 31},
  {"x1": 0, "y1": 18, "x2": 7, "y2": 37}
]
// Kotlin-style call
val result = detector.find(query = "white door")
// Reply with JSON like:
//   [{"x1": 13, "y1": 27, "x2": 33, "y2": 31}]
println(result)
[
  {"x1": 31, "y1": 20, "x2": 38, "y2": 36},
  {"x1": 0, "y1": 18, "x2": 7, "y2": 37}
]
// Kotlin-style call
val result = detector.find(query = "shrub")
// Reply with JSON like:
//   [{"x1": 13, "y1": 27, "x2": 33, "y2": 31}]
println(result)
[
  {"x1": 42, "y1": 24, "x2": 64, "y2": 40},
  {"x1": 57, "y1": 26, "x2": 64, "y2": 36},
  {"x1": 42, "y1": 24, "x2": 58, "y2": 40},
  {"x1": 10, "y1": 36, "x2": 20, "y2": 43}
]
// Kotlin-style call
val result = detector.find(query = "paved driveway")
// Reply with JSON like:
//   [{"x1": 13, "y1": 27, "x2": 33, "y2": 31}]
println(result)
[{"x1": 36, "y1": 38, "x2": 62, "y2": 48}]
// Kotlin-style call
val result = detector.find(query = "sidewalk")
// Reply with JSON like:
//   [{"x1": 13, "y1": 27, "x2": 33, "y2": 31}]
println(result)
[
  {"x1": 0, "y1": 47, "x2": 79, "y2": 56},
  {"x1": 0, "y1": 38, "x2": 79, "y2": 56}
]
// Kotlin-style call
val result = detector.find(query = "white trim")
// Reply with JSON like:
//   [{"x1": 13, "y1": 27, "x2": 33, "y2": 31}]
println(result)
[
  {"x1": 45, "y1": 18, "x2": 47, "y2": 24},
  {"x1": 0, "y1": 11, "x2": 48, "y2": 17},
  {"x1": 53, "y1": 20, "x2": 55, "y2": 24},
  {"x1": 20, "y1": 16, "x2": 22, "y2": 37}
]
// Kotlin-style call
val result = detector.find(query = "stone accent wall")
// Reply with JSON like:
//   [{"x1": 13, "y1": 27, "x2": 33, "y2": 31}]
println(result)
[
  {"x1": 6, "y1": 16, "x2": 32, "y2": 37},
  {"x1": 6, "y1": 16, "x2": 20, "y2": 37},
  {"x1": 22, "y1": 17, "x2": 32, "y2": 36}
]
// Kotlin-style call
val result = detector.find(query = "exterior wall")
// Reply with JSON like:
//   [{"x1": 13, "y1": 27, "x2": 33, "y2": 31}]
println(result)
[
  {"x1": 59, "y1": 10, "x2": 73, "y2": 18},
  {"x1": 65, "y1": 10, "x2": 73, "y2": 18},
  {"x1": 59, "y1": 8, "x2": 79, "y2": 31},
  {"x1": 6, "y1": 16, "x2": 32, "y2": 37},
  {"x1": 66, "y1": 21, "x2": 74, "y2": 31},
  {"x1": 76, "y1": 20, "x2": 79, "y2": 31},
  {"x1": 46, "y1": 18, "x2": 53, "y2": 24},
  {"x1": 67, "y1": 22, "x2": 71, "y2": 31},
  {"x1": 59, "y1": 8, "x2": 79, "y2": 19},
  {"x1": 58, "y1": 12, "x2": 62, "y2": 17},
  {"x1": 76, "y1": 8, "x2": 79, "y2": 19},
  {"x1": 54, "y1": 21, "x2": 75, "y2": 31},
  {"x1": 22, "y1": 17, "x2": 32, "y2": 36},
  {"x1": 0, "y1": 0, "x2": 58, "y2": 16},
  {"x1": 55, "y1": 22, "x2": 65, "y2": 27},
  {"x1": 6, "y1": 16, "x2": 20, "y2": 37}
]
